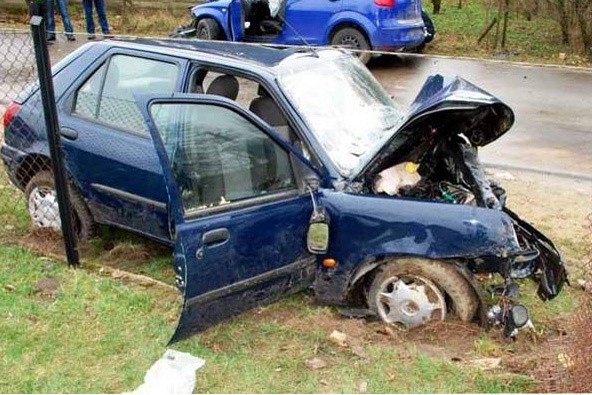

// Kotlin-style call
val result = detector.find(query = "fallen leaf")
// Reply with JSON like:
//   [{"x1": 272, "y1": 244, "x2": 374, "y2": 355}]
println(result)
[
  {"x1": 305, "y1": 357, "x2": 327, "y2": 370},
  {"x1": 351, "y1": 345, "x2": 370, "y2": 360},
  {"x1": 329, "y1": 330, "x2": 348, "y2": 347},
  {"x1": 3, "y1": 284, "x2": 16, "y2": 292},
  {"x1": 358, "y1": 381, "x2": 368, "y2": 393},
  {"x1": 319, "y1": 379, "x2": 329, "y2": 386}
]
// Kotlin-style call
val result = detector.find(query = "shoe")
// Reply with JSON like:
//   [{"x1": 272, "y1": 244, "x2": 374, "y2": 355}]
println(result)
[
  {"x1": 66, "y1": 35, "x2": 76, "y2": 41},
  {"x1": 103, "y1": 31, "x2": 114, "y2": 39},
  {"x1": 87, "y1": 34, "x2": 96, "y2": 40},
  {"x1": 47, "y1": 35, "x2": 56, "y2": 41}
]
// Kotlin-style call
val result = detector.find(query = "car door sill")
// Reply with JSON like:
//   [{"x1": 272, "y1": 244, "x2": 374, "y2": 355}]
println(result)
[{"x1": 185, "y1": 257, "x2": 316, "y2": 309}]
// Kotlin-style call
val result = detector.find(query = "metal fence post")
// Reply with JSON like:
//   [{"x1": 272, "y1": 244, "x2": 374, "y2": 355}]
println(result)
[{"x1": 28, "y1": 2, "x2": 80, "y2": 267}]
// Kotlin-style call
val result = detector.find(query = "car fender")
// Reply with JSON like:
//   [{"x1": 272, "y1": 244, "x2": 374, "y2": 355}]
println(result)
[
  {"x1": 313, "y1": 190, "x2": 520, "y2": 304},
  {"x1": 190, "y1": 5, "x2": 231, "y2": 40},
  {"x1": 325, "y1": 12, "x2": 377, "y2": 46}
]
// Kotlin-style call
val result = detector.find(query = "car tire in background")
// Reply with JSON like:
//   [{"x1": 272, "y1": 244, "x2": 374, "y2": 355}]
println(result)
[
  {"x1": 330, "y1": 27, "x2": 372, "y2": 65},
  {"x1": 367, "y1": 258, "x2": 479, "y2": 328},
  {"x1": 25, "y1": 171, "x2": 95, "y2": 241},
  {"x1": 196, "y1": 18, "x2": 222, "y2": 41}
]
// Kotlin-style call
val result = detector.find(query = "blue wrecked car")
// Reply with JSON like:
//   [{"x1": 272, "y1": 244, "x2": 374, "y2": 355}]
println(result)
[
  {"x1": 1, "y1": 39, "x2": 566, "y2": 342},
  {"x1": 172, "y1": 0, "x2": 429, "y2": 63}
]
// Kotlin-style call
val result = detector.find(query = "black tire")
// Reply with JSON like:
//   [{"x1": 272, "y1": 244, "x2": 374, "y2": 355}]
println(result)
[
  {"x1": 196, "y1": 18, "x2": 222, "y2": 41},
  {"x1": 331, "y1": 27, "x2": 372, "y2": 65},
  {"x1": 24, "y1": 171, "x2": 95, "y2": 240},
  {"x1": 367, "y1": 258, "x2": 479, "y2": 327}
]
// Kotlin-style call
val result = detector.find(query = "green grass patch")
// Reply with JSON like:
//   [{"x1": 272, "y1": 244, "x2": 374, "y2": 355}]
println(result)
[{"x1": 425, "y1": 0, "x2": 590, "y2": 66}]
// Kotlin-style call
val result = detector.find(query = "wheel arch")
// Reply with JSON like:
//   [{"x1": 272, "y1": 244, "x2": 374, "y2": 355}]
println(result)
[
  {"x1": 326, "y1": 13, "x2": 376, "y2": 47},
  {"x1": 15, "y1": 153, "x2": 52, "y2": 190},
  {"x1": 191, "y1": 9, "x2": 230, "y2": 40},
  {"x1": 346, "y1": 255, "x2": 487, "y2": 325}
]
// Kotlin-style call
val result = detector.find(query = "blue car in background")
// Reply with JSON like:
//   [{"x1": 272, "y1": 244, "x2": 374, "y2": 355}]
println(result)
[{"x1": 174, "y1": 0, "x2": 428, "y2": 63}]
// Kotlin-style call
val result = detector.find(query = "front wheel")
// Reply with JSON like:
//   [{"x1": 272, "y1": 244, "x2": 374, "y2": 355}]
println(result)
[
  {"x1": 367, "y1": 258, "x2": 479, "y2": 328},
  {"x1": 196, "y1": 18, "x2": 222, "y2": 41},
  {"x1": 25, "y1": 171, "x2": 95, "y2": 240},
  {"x1": 331, "y1": 27, "x2": 372, "y2": 65}
]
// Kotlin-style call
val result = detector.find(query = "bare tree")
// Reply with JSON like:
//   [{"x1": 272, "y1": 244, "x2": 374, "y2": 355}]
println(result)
[
  {"x1": 574, "y1": 0, "x2": 592, "y2": 57},
  {"x1": 545, "y1": 0, "x2": 571, "y2": 45}
]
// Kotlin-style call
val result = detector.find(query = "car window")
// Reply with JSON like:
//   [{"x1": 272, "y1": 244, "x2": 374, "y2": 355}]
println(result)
[
  {"x1": 150, "y1": 102, "x2": 296, "y2": 213},
  {"x1": 74, "y1": 55, "x2": 179, "y2": 134}
]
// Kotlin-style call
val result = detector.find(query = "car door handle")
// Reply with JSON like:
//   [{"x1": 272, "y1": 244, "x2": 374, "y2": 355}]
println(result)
[
  {"x1": 202, "y1": 228, "x2": 229, "y2": 246},
  {"x1": 60, "y1": 128, "x2": 78, "y2": 140}
]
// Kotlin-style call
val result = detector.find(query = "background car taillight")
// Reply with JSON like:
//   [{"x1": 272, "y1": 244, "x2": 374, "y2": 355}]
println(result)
[
  {"x1": 2, "y1": 101, "x2": 21, "y2": 129},
  {"x1": 374, "y1": 0, "x2": 396, "y2": 7}
]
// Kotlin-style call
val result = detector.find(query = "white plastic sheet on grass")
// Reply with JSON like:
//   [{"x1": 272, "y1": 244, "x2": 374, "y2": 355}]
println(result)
[{"x1": 131, "y1": 349, "x2": 205, "y2": 394}]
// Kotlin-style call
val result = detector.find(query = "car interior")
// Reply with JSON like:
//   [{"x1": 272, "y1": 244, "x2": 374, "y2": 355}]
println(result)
[{"x1": 241, "y1": 0, "x2": 287, "y2": 38}]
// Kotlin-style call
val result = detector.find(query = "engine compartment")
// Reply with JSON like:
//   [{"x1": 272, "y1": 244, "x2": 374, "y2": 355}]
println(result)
[{"x1": 366, "y1": 109, "x2": 507, "y2": 209}]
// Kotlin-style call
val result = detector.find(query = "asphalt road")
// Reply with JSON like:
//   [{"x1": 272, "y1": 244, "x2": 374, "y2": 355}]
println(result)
[
  {"x1": 6, "y1": 36, "x2": 592, "y2": 179},
  {"x1": 369, "y1": 55, "x2": 592, "y2": 179}
]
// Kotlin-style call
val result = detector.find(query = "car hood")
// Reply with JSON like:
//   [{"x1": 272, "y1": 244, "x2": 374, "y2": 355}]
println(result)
[{"x1": 351, "y1": 74, "x2": 515, "y2": 180}]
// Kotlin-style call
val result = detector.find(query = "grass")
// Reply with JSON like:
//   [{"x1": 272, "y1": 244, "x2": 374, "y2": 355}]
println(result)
[
  {"x1": 425, "y1": 0, "x2": 591, "y2": 66},
  {"x1": 0, "y1": 247, "x2": 536, "y2": 393}
]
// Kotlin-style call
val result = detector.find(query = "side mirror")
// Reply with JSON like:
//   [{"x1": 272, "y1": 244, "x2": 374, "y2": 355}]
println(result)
[
  {"x1": 307, "y1": 220, "x2": 329, "y2": 254},
  {"x1": 305, "y1": 184, "x2": 329, "y2": 254}
]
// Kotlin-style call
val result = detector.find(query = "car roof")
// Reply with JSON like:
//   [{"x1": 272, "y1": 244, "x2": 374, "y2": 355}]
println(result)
[{"x1": 106, "y1": 37, "x2": 309, "y2": 68}]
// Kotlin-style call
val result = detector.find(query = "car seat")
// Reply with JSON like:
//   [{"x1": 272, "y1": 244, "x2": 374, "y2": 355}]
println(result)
[
  {"x1": 206, "y1": 75, "x2": 240, "y2": 100},
  {"x1": 249, "y1": 86, "x2": 291, "y2": 141}
]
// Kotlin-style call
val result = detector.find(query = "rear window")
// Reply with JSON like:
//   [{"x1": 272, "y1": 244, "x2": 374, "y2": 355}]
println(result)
[{"x1": 73, "y1": 54, "x2": 179, "y2": 135}]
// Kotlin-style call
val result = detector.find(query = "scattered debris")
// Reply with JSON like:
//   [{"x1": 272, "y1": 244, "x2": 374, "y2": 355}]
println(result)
[
  {"x1": 329, "y1": 330, "x2": 348, "y2": 347},
  {"x1": 488, "y1": 169, "x2": 516, "y2": 181},
  {"x1": 574, "y1": 279, "x2": 592, "y2": 294},
  {"x1": 3, "y1": 284, "x2": 15, "y2": 292},
  {"x1": 305, "y1": 357, "x2": 327, "y2": 370},
  {"x1": 471, "y1": 357, "x2": 502, "y2": 371},
  {"x1": 4, "y1": 225, "x2": 14, "y2": 231},
  {"x1": 559, "y1": 53, "x2": 567, "y2": 60},
  {"x1": 98, "y1": 266, "x2": 176, "y2": 290},
  {"x1": 337, "y1": 307, "x2": 375, "y2": 318},
  {"x1": 131, "y1": 349, "x2": 205, "y2": 394},
  {"x1": 34, "y1": 277, "x2": 59, "y2": 299}
]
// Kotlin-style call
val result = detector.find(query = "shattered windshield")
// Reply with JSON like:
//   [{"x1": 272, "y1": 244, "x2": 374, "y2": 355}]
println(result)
[{"x1": 276, "y1": 51, "x2": 404, "y2": 176}]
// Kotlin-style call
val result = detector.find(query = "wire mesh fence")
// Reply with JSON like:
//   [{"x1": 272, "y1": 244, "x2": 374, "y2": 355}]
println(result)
[{"x1": 0, "y1": 28, "x2": 43, "y2": 242}]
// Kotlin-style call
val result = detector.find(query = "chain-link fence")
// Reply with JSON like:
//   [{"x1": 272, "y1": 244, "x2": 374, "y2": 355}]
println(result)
[{"x1": 0, "y1": 28, "x2": 41, "y2": 242}]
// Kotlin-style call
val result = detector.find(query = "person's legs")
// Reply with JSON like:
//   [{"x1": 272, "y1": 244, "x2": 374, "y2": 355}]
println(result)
[
  {"x1": 94, "y1": 0, "x2": 110, "y2": 34},
  {"x1": 55, "y1": 0, "x2": 75, "y2": 40},
  {"x1": 83, "y1": 0, "x2": 96, "y2": 36},
  {"x1": 46, "y1": 0, "x2": 56, "y2": 40}
]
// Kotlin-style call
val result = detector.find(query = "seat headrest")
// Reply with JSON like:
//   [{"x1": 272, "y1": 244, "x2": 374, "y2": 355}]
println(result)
[{"x1": 206, "y1": 75, "x2": 240, "y2": 100}]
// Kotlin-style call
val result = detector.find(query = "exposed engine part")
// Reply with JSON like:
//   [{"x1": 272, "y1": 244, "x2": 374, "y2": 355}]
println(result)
[
  {"x1": 455, "y1": 142, "x2": 501, "y2": 209},
  {"x1": 374, "y1": 162, "x2": 421, "y2": 196}
]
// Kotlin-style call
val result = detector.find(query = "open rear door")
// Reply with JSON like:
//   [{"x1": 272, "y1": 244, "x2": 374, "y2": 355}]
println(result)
[{"x1": 138, "y1": 94, "x2": 318, "y2": 342}]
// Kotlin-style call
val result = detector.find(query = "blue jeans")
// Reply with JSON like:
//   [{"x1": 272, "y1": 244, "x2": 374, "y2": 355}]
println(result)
[
  {"x1": 83, "y1": 0, "x2": 110, "y2": 34},
  {"x1": 46, "y1": 0, "x2": 74, "y2": 38}
]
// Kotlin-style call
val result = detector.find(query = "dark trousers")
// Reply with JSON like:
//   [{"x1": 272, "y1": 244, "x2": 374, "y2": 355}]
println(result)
[
  {"x1": 83, "y1": 0, "x2": 110, "y2": 34},
  {"x1": 46, "y1": 0, "x2": 74, "y2": 38}
]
